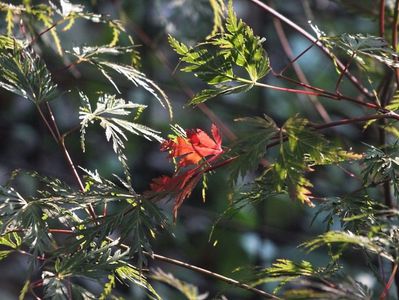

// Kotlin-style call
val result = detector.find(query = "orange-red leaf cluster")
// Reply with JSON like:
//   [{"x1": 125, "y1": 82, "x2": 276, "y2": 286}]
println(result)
[{"x1": 148, "y1": 124, "x2": 225, "y2": 219}]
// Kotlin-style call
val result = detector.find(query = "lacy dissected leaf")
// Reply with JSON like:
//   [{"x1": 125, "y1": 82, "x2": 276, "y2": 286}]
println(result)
[
  {"x1": 19, "y1": 279, "x2": 30, "y2": 300},
  {"x1": 252, "y1": 259, "x2": 324, "y2": 293},
  {"x1": 99, "y1": 274, "x2": 115, "y2": 300},
  {"x1": 79, "y1": 93, "x2": 163, "y2": 183},
  {"x1": 362, "y1": 143, "x2": 399, "y2": 197},
  {"x1": 44, "y1": 235, "x2": 160, "y2": 299},
  {"x1": 228, "y1": 114, "x2": 279, "y2": 181},
  {"x1": 0, "y1": 45, "x2": 58, "y2": 104},
  {"x1": 313, "y1": 194, "x2": 391, "y2": 232},
  {"x1": 208, "y1": 0, "x2": 225, "y2": 38},
  {"x1": 321, "y1": 33, "x2": 399, "y2": 67},
  {"x1": 151, "y1": 268, "x2": 208, "y2": 300},
  {"x1": 0, "y1": 170, "x2": 162, "y2": 269},
  {"x1": 0, "y1": 184, "x2": 56, "y2": 257},
  {"x1": 209, "y1": 171, "x2": 287, "y2": 240},
  {"x1": 75, "y1": 194, "x2": 168, "y2": 268},
  {"x1": 0, "y1": 1, "x2": 130, "y2": 55},
  {"x1": 243, "y1": 259, "x2": 370, "y2": 299},
  {"x1": 169, "y1": 0, "x2": 269, "y2": 104},
  {"x1": 71, "y1": 46, "x2": 172, "y2": 118},
  {"x1": 262, "y1": 260, "x2": 368, "y2": 299},
  {"x1": 386, "y1": 91, "x2": 399, "y2": 111},
  {"x1": 5, "y1": 8, "x2": 13, "y2": 36},
  {"x1": 0, "y1": 231, "x2": 22, "y2": 261},
  {"x1": 271, "y1": 117, "x2": 361, "y2": 206},
  {"x1": 303, "y1": 231, "x2": 394, "y2": 262}
]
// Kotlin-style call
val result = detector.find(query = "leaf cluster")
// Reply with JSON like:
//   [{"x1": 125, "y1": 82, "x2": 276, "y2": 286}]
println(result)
[{"x1": 169, "y1": 0, "x2": 270, "y2": 105}]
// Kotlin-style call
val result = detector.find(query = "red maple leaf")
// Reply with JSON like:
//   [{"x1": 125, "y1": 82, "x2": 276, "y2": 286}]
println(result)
[
  {"x1": 161, "y1": 124, "x2": 223, "y2": 167},
  {"x1": 148, "y1": 124, "x2": 227, "y2": 220}
]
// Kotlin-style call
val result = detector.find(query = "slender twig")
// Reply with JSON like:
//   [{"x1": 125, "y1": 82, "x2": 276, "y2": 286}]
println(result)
[
  {"x1": 272, "y1": 17, "x2": 331, "y2": 122},
  {"x1": 251, "y1": 80, "x2": 381, "y2": 110},
  {"x1": 149, "y1": 252, "x2": 281, "y2": 299},
  {"x1": 17, "y1": 250, "x2": 46, "y2": 261},
  {"x1": 392, "y1": 0, "x2": 399, "y2": 85},
  {"x1": 247, "y1": 0, "x2": 374, "y2": 98},
  {"x1": 380, "y1": 0, "x2": 386, "y2": 38},
  {"x1": 253, "y1": 81, "x2": 328, "y2": 97},
  {"x1": 46, "y1": 102, "x2": 61, "y2": 139},
  {"x1": 106, "y1": 237, "x2": 278, "y2": 298},
  {"x1": 277, "y1": 40, "x2": 318, "y2": 76},
  {"x1": 380, "y1": 263, "x2": 398, "y2": 299},
  {"x1": 61, "y1": 124, "x2": 81, "y2": 141},
  {"x1": 266, "y1": 112, "x2": 399, "y2": 149},
  {"x1": 312, "y1": 114, "x2": 398, "y2": 130},
  {"x1": 335, "y1": 51, "x2": 356, "y2": 93},
  {"x1": 44, "y1": 103, "x2": 98, "y2": 221},
  {"x1": 48, "y1": 229, "x2": 74, "y2": 234},
  {"x1": 36, "y1": 104, "x2": 58, "y2": 142},
  {"x1": 28, "y1": 18, "x2": 65, "y2": 48}
]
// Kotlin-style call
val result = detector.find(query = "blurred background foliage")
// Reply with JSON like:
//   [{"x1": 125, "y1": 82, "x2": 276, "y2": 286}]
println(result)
[{"x1": 0, "y1": 0, "x2": 392, "y2": 298}]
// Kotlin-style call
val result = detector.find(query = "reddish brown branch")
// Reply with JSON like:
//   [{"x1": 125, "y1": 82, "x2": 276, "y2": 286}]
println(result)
[
  {"x1": 272, "y1": 17, "x2": 331, "y2": 122},
  {"x1": 380, "y1": 263, "x2": 398, "y2": 299},
  {"x1": 149, "y1": 252, "x2": 280, "y2": 299},
  {"x1": 380, "y1": 0, "x2": 386, "y2": 38},
  {"x1": 312, "y1": 114, "x2": 398, "y2": 130}
]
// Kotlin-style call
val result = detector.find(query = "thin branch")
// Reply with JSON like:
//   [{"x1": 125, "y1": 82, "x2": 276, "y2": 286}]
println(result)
[
  {"x1": 251, "y1": 80, "x2": 381, "y2": 110},
  {"x1": 247, "y1": 0, "x2": 374, "y2": 98},
  {"x1": 277, "y1": 40, "x2": 318, "y2": 76},
  {"x1": 43, "y1": 103, "x2": 98, "y2": 222},
  {"x1": 28, "y1": 18, "x2": 65, "y2": 48},
  {"x1": 335, "y1": 51, "x2": 356, "y2": 93},
  {"x1": 253, "y1": 81, "x2": 330, "y2": 97},
  {"x1": 48, "y1": 229, "x2": 74, "y2": 234},
  {"x1": 44, "y1": 104, "x2": 85, "y2": 192},
  {"x1": 392, "y1": 0, "x2": 399, "y2": 85},
  {"x1": 46, "y1": 102, "x2": 61, "y2": 139},
  {"x1": 107, "y1": 237, "x2": 278, "y2": 298},
  {"x1": 380, "y1": 0, "x2": 386, "y2": 38},
  {"x1": 36, "y1": 104, "x2": 58, "y2": 142},
  {"x1": 380, "y1": 263, "x2": 398, "y2": 299},
  {"x1": 149, "y1": 252, "x2": 281, "y2": 299},
  {"x1": 266, "y1": 112, "x2": 399, "y2": 149},
  {"x1": 312, "y1": 114, "x2": 398, "y2": 130},
  {"x1": 272, "y1": 17, "x2": 331, "y2": 122}
]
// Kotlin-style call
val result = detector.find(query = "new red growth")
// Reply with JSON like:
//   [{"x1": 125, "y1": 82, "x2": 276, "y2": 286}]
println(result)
[{"x1": 149, "y1": 124, "x2": 226, "y2": 219}]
